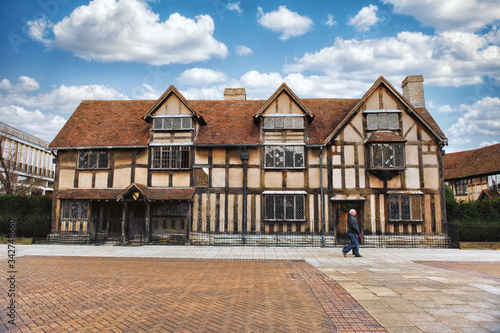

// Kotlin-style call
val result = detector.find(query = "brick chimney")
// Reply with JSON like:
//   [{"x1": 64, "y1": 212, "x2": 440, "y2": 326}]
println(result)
[
  {"x1": 401, "y1": 75, "x2": 425, "y2": 108},
  {"x1": 224, "y1": 88, "x2": 246, "y2": 100}
]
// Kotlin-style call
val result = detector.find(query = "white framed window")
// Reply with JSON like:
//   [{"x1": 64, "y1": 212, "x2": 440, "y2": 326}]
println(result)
[
  {"x1": 151, "y1": 146, "x2": 190, "y2": 169},
  {"x1": 78, "y1": 150, "x2": 109, "y2": 169},
  {"x1": 366, "y1": 111, "x2": 400, "y2": 130},
  {"x1": 263, "y1": 116, "x2": 304, "y2": 129},
  {"x1": 370, "y1": 143, "x2": 405, "y2": 169},
  {"x1": 265, "y1": 145, "x2": 304, "y2": 169},
  {"x1": 61, "y1": 200, "x2": 89, "y2": 220},
  {"x1": 389, "y1": 194, "x2": 422, "y2": 222},
  {"x1": 153, "y1": 117, "x2": 192, "y2": 130},
  {"x1": 264, "y1": 194, "x2": 305, "y2": 222}
]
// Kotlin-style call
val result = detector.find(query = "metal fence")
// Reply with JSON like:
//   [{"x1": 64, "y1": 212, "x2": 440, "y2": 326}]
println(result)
[{"x1": 4, "y1": 218, "x2": 499, "y2": 248}]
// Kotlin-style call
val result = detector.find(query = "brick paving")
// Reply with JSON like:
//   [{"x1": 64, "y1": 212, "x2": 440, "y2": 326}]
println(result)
[{"x1": 0, "y1": 256, "x2": 386, "y2": 333}]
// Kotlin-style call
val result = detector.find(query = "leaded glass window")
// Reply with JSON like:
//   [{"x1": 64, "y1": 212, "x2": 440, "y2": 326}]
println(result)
[
  {"x1": 263, "y1": 116, "x2": 304, "y2": 129},
  {"x1": 264, "y1": 194, "x2": 305, "y2": 222},
  {"x1": 151, "y1": 146, "x2": 190, "y2": 169},
  {"x1": 152, "y1": 117, "x2": 192, "y2": 130},
  {"x1": 370, "y1": 143, "x2": 405, "y2": 169},
  {"x1": 264, "y1": 146, "x2": 304, "y2": 169},
  {"x1": 366, "y1": 112, "x2": 400, "y2": 130},
  {"x1": 61, "y1": 200, "x2": 89, "y2": 220},
  {"x1": 389, "y1": 195, "x2": 422, "y2": 222},
  {"x1": 78, "y1": 150, "x2": 109, "y2": 169}
]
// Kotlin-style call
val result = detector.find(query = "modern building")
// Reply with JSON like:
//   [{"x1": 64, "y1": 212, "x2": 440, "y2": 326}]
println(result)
[
  {"x1": 49, "y1": 75, "x2": 448, "y2": 245},
  {"x1": 443, "y1": 143, "x2": 500, "y2": 202},
  {"x1": 0, "y1": 122, "x2": 55, "y2": 196}
]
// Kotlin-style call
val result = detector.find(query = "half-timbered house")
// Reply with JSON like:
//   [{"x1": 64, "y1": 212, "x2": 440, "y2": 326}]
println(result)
[{"x1": 49, "y1": 75, "x2": 448, "y2": 246}]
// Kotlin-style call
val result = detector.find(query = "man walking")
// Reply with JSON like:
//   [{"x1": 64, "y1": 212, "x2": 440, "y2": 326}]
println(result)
[{"x1": 342, "y1": 209, "x2": 362, "y2": 257}]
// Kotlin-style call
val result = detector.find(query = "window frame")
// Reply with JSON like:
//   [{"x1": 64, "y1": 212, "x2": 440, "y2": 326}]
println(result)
[
  {"x1": 264, "y1": 193, "x2": 306, "y2": 222},
  {"x1": 78, "y1": 150, "x2": 109, "y2": 170},
  {"x1": 61, "y1": 200, "x2": 90, "y2": 220},
  {"x1": 369, "y1": 143, "x2": 405, "y2": 170},
  {"x1": 152, "y1": 116, "x2": 193, "y2": 131},
  {"x1": 151, "y1": 145, "x2": 190, "y2": 170},
  {"x1": 262, "y1": 115, "x2": 305, "y2": 130},
  {"x1": 388, "y1": 194, "x2": 422, "y2": 223},
  {"x1": 455, "y1": 179, "x2": 467, "y2": 195},
  {"x1": 264, "y1": 145, "x2": 305, "y2": 169},
  {"x1": 364, "y1": 110, "x2": 401, "y2": 131}
]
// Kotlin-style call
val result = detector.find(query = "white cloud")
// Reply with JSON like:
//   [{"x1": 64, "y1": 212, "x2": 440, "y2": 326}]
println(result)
[
  {"x1": 132, "y1": 84, "x2": 161, "y2": 100},
  {"x1": 437, "y1": 105, "x2": 457, "y2": 113},
  {"x1": 178, "y1": 68, "x2": 228, "y2": 86},
  {"x1": 257, "y1": 6, "x2": 313, "y2": 40},
  {"x1": 325, "y1": 14, "x2": 338, "y2": 27},
  {"x1": 447, "y1": 97, "x2": 500, "y2": 138},
  {"x1": 285, "y1": 31, "x2": 500, "y2": 87},
  {"x1": 227, "y1": 2, "x2": 242, "y2": 14},
  {"x1": 382, "y1": 0, "x2": 500, "y2": 33},
  {"x1": 235, "y1": 45, "x2": 253, "y2": 56},
  {"x1": 27, "y1": 0, "x2": 227, "y2": 65},
  {"x1": 480, "y1": 140, "x2": 499, "y2": 147},
  {"x1": 0, "y1": 83, "x2": 127, "y2": 113},
  {"x1": 0, "y1": 76, "x2": 40, "y2": 93},
  {"x1": 0, "y1": 105, "x2": 67, "y2": 142},
  {"x1": 347, "y1": 5, "x2": 379, "y2": 32}
]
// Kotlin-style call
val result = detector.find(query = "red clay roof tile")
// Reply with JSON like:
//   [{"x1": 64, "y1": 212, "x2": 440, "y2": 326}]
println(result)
[{"x1": 443, "y1": 143, "x2": 500, "y2": 180}]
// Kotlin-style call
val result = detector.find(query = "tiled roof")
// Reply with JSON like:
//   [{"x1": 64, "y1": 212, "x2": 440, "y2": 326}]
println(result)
[
  {"x1": 365, "y1": 131, "x2": 407, "y2": 143},
  {"x1": 49, "y1": 100, "x2": 153, "y2": 149},
  {"x1": 58, "y1": 186, "x2": 195, "y2": 201},
  {"x1": 49, "y1": 83, "x2": 445, "y2": 148},
  {"x1": 443, "y1": 143, "x2": 500, "y2": 180},
  {"x1": 57, "y1": 188, "x2": 123, "y2": 200},
  {"x1": 117, "y1": 183, "x2": 195, "y2": 201}
]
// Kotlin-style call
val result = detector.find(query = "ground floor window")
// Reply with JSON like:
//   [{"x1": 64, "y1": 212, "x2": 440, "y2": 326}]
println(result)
[
  {"x1": 388, "y1": 195, "x2": 422, "y2": 222},
  {"x1": 61, "y1": 200, "x2": 90, "y2": 220},
  {"x1": 264, "y1": 194, "x2": 305, "y2": 222}
]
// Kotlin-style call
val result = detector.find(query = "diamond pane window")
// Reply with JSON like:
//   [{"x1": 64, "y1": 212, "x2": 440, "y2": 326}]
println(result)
[
  {"x1": 389, "y1": 195, "x2": 422, "y2": 222},
  {"x1": 367, "y1": 114, "x2": 378, "y2": 130},
  {"x1": 264, "y1": 146, "x2": 304, "y2": 169},
  {"x1": 264, "y1": 194, "x2": 305, "y2": 222},
  {"x1": 62, "y1": 200, "x2": 89, "y2": 220},
  {"x1": 78, "y1": 150, "x2": 108, "y2": 169},
  {"x1": 371, "y1": 143, "x2": 404, "y2": 169},
  {"x1": 378, "y1": 113, "x2": 388, "y2": 129}
]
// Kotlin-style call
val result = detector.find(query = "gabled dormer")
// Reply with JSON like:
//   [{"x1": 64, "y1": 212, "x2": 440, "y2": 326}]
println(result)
[
  {"x1": 254, "y1": 83, "x2": 314, "y2": 143},
  {"x1": 143, "y1": 85, "x2": 205, "y2": 142},
  {"x1": 143, "y1": 85, "x2": 205, "y2": 171}
]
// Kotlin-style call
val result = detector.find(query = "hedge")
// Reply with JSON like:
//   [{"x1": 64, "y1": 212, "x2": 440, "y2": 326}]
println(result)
[{"x1": 0, "y1": 195, "x2": 52, "y2": 239}]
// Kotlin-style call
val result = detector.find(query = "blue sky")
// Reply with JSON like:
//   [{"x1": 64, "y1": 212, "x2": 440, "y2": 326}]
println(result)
[{"x1": 1, "y1": 0, "x2": 499, "y2": 153}]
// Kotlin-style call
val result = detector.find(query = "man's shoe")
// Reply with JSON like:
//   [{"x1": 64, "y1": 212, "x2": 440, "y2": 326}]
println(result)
[
  {"x1": 342, "y1": 250, "x2": 346, "y2": 257},
  {"x1": 355, "y1": 255, "x2": 363, "y2": 257}
]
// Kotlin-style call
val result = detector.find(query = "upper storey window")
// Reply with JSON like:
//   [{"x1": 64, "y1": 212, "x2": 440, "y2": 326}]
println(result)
[
  {"x1": 78, "y1": 150, "x2": 109, "y2": 169},
  {"x1": 263, "y1": 115, "x2": 304, "y2": 130},
  {"x1": 365, "y1": 110, "x2": 400, "y2": 131},
  {"x1": 152, "y1": 116, "x2": 193, "y2": 130}
]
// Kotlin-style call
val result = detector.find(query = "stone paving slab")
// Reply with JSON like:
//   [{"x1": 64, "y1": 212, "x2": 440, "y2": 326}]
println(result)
[
  {"x1": 0, "y1": 245, "x2": 499, "y2": 332},
  {"x1": 0, "y1": 256, "x2": 386, "y2": 333}
]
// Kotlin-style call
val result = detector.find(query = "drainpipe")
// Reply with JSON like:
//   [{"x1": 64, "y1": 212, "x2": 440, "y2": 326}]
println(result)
[
  {"x1": 320, "y1": 146, "x2": 325, "y2": 247},
  {"x1": 241, "y1": 148, "x2": 249, "y2": 245}
]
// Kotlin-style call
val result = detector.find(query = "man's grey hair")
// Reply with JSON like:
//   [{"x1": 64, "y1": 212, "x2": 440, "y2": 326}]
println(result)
[{"x1": 349, "y1": 209, "x2": 356, "y2": 215}]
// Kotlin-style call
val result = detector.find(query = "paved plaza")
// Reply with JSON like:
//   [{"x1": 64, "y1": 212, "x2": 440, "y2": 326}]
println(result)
[{"x1": 0, "y1": 245, "x2": 499, "y2": 332}]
